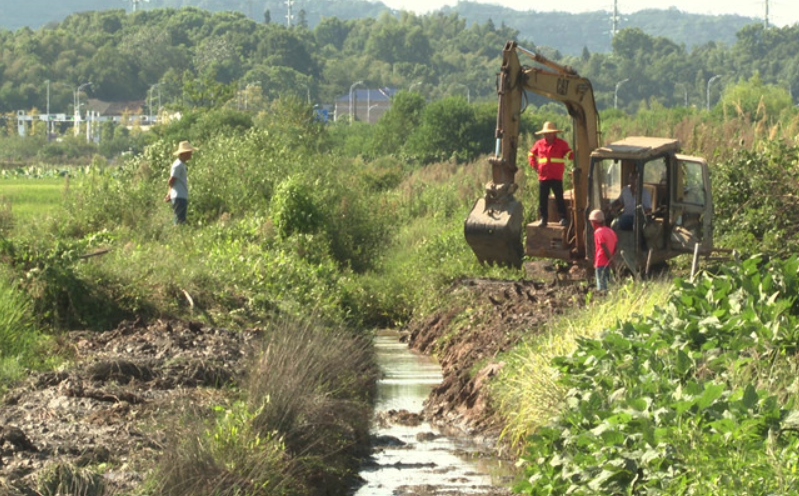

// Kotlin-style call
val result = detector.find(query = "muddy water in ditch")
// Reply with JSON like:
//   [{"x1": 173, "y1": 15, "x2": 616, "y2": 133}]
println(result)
[{"x1": 351, "y1": 329, "x2": 511, "y2": 496}]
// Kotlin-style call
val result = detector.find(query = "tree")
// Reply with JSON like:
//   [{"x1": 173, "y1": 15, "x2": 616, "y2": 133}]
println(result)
[
  {"x1": 719, "y1": 73, "x2": 793, "y2": 123},
  {"x1": 368, "y1": 90, "x2": 426, "y2": 157},
  {"x1": 182, "y1": 69, "x2": 235, "y2": 109},
  {"x1": 404, "y1": 96, "x2": 482, "y2": 164}
]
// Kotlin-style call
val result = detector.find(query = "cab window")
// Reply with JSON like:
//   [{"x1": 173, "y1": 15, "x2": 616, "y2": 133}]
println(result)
[{"x1": 676, "y1": 161, "x2": 706, "y2": 206}]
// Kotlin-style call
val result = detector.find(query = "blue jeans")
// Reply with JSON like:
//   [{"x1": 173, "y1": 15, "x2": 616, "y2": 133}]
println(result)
[
  {"x1": 172, "y1": 198, "x2": 188, "y2": 225},
  {"x1": 595, "y1": 265, "x2": 611, "y2": 291}
]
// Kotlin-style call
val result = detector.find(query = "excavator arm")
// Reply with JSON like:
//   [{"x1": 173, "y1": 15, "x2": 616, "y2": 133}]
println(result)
[{"x1": 465, "y1": 40, "x2": 600, "y2": 267}]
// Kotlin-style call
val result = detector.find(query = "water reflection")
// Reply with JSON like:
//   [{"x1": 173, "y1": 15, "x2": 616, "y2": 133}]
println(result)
[{"x1": 352, "y1": 330, "x2": 505, "y2": 495}]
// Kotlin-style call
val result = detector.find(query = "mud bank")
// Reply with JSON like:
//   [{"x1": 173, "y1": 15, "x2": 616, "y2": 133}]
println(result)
[{"x1": 404, "y1": 277, "x2": 588, "y2": 443}]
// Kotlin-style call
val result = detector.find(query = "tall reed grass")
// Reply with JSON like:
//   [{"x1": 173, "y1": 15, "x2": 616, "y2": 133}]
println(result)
[
  {"x1": 491, "y1": 278, "x2": 673, "y2": 454},
  {"x1": 147, "y1": 315, "x2": 377, "y2": 496}
]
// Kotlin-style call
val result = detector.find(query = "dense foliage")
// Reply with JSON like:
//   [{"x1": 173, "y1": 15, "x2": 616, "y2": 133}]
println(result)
[
  {"x1": 0, "y1": 5, "x2": 796, "y2": 126},
  {"x1": 516, "y1": 255, "x2": 799, "y2": 495},
  {"x1": 4, "y1": 0, "x2": 757, "y2": 56}
]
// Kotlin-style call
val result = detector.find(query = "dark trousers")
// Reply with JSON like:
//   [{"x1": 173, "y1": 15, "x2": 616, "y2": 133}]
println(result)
[
  {"x1": 172, "y1": 198, "x2": 188, "y2": 225},
  {"x1": 538, "y1": 179, "x2": 566, "y2": 222}
]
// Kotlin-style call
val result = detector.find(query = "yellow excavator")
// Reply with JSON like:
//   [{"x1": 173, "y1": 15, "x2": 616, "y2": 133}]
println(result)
[{"x1": 465, "y1": 41, "x2": 714, "y2": 273}]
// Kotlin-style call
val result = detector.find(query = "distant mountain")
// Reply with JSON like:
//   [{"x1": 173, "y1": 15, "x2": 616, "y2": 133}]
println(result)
[
  {"x1": 446, "y1": 3, "x2": 758, "y2": 55},
  {"x1": 2, "y1": 0, "x2": 759, "y2": 55}
]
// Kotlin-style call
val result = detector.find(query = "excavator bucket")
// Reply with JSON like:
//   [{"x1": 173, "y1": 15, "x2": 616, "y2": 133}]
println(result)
[{"x1": 464, "y1": 194, "x2": 524, "y2": 268}]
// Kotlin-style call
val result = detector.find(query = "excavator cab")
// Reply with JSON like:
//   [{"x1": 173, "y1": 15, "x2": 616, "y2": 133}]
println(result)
[{"x1": 586, "y1": 137, "x2": 714, "y2": 272}]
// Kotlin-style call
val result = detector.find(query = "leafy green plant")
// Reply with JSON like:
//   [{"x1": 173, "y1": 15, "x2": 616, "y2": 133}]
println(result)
[
  {"x1": 712, "y1": 141, "x2": 799, "y2": 257},
  {"x1": 270, "y1": 175, "x2": 322, "y2": 238},
  {"x1": 515, "y1": 255, "x2": 799, "y2": 495}
]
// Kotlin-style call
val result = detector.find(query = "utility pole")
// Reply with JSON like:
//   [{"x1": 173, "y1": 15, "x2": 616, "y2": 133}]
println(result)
[
  {"x1": 706, "y1": 75, "x2": 721, "y2": 111},
  {"x1": 285, "y1": 0, "x2": 294, "y2": 28},
  {"x1": 764, "y1": 0, "x2": 770, "y2": 29},
  {"x1": 131, "y1": 0, "x2": 150, "y2": 12},
  {"x1": 611, "y1": 0, "x2": 620, "y2": 38}
]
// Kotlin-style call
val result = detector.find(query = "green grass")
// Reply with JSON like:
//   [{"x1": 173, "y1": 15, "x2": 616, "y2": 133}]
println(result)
[
  {"x1": 491, "y1": 277, "x2": 673, "y2": 454},
  {"x1": 0, "y1": 177, "x2": 70, "y2": 225}
]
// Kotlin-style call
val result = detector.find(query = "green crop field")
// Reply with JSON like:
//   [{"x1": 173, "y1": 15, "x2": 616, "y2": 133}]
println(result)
[{"x1": 0, "y1": 177, "x2": 69, "y2": 225}]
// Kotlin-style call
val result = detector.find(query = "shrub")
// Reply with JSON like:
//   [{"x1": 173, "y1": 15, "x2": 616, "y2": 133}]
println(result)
[
  {"x1": 270, "y1": 175, "x2": 322, "y2": 238},
  {"x1": 713, "y1": 141, "x2": 799, "y2": 256}
]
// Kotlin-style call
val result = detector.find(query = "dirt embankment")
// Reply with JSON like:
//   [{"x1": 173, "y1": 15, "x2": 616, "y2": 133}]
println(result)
[
  {"x1": 404, "y1": 276, "x2": 588, "y2": 443},
  {"x1": 0, "y1": 272, "x2": 586, "y2": 494},
  {"x1": 0, "y1": 319, "x2": 260, "y2": 495}
]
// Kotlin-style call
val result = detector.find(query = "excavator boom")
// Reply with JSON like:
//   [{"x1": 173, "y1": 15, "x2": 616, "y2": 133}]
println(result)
[{"x1": 465, "y1": 41, "x2": 600, "y2": 267}]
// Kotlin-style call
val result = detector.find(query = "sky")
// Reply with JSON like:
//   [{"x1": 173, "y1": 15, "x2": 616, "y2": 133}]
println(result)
[{"x1": 379, "y1": 0, "x2": 799, "y2": 27}]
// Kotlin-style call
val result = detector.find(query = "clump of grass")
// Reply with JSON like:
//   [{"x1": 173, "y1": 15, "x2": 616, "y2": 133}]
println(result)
[
  {"x1": 36, "y1": 462, "x2": 105, "y2": 496},
  {"x1": 151, "y1": 402, "x2": 303, "y2": 496},
  {"x1": 0, "y1": 267, "x2": 48, "y2": 389},
  {"x1": 147, "y1": 315, "x2": 377, "y2": 496},
  {"x1": 247, "y1": 316, "x2": 377, "y2": 493},
  {"x1": 491, "y1": 277, "x2": 672, "y2": 454}
]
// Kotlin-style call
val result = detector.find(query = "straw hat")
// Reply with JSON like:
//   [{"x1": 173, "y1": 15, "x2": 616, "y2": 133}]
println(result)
[
  {"x1": 589, "y1": 209, "x2": 605, "y2": 222},
  {"x1": 535, "y1": 121, "x2": 561, "y2": 134},
  {"x1": 173, "y1": 141, "x2": 197, "y2": 156}
]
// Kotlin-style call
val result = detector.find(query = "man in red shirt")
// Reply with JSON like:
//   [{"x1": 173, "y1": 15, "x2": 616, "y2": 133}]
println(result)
[
  {"x1": 589, "y1": 209, "x2": 617, "y2": 292},
  {"x1": 528, "y1": 121, "x2": 573, "y2": 227}
]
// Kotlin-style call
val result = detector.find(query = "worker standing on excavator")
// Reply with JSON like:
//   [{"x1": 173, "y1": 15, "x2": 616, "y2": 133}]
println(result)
[{"x1": 528, "y1": 121, "x2": 573, "y2": 227}]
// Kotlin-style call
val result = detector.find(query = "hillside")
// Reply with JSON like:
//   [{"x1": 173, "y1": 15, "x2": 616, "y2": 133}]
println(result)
[{"x1": 3, "y1": 0, "x2": 758, "y2": 55}]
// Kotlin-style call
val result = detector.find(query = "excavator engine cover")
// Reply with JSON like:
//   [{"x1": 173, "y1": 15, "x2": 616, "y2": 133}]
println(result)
[{"x1": 464, "y1": 194, "x2": 524, "y2": 268}]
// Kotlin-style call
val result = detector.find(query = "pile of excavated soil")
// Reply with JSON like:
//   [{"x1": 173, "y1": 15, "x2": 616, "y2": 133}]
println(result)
[
  {"x1": 405, "y1": 275, "x2": 589, "y2": 440},
  {"x1": 0, "y1": 319, "x2": 260, "y2": 495}
]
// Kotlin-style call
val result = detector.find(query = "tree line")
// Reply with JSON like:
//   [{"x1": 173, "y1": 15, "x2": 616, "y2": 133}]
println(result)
[{"x1": 0, "y1": 7, "x2": 797, "y2": 122}]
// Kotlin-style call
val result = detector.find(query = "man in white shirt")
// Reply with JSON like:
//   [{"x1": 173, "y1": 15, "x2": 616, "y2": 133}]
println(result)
[
  {"x1": 164, "y1": 141, "x2": 197, "y2": 225},
  {"x1": 612, "y1": 170, "x2": 651, "y2": 231}
]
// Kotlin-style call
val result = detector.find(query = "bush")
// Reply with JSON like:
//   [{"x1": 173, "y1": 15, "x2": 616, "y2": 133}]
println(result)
[
  {"x1": 404, "y1": 96, "x2": 484, "y2": 164},
  {"x1": 713, "y1": 141, "x2": 799, "y2": 256},
  {"x1": 270, "y1": 175, "x2": 322, "y2": 237},
  {"x1": 150, "y1": 108, "x2": 254, "y2": 146}
]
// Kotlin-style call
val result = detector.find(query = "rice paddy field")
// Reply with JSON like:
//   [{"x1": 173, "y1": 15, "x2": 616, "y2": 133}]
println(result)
[{"x1": 0, "y1": 174, "x2": 70, "y2": 225}]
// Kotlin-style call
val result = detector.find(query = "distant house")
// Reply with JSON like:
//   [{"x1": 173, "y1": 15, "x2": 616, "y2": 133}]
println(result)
[
  {"x1": 334, "y1": 87, "x2": 397, "y2": 124},
  {"x1": 85, "y1": 98, "x2": 151, "y2": 124}
]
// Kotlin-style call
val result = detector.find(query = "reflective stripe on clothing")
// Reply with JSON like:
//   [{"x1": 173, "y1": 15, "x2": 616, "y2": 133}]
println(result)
[{"x1": 528, "y1": 137, "x2": 573, "y2": 181}]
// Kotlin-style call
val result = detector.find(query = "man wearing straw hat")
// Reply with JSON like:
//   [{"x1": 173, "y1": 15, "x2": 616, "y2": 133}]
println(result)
[
  {"x1": 528, "y1": 121, "x2": 573, "y2": 227},
  {"x1": 164, "y1": 140, "x2": 197, "y2": 225}
]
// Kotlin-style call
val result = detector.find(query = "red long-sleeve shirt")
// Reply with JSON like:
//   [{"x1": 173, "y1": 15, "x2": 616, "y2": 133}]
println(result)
[{"x1": 528, "y1": 137, "x2": 574, "y2": 181}]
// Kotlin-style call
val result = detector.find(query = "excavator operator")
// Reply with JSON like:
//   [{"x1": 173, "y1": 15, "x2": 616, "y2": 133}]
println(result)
[{"x1": 528, "y1": 121, "x2": 573, "y2": 227}]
